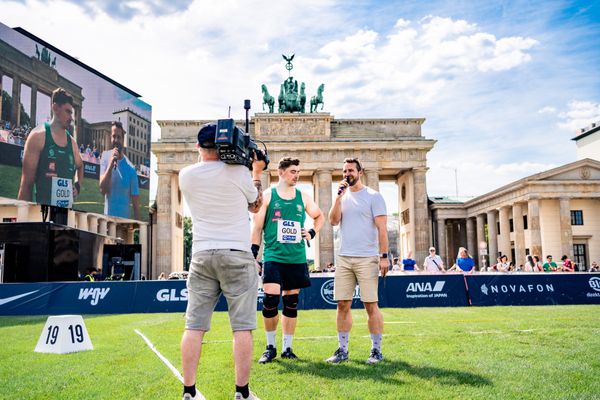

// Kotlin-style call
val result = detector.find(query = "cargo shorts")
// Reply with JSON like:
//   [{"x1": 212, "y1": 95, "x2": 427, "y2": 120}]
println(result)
[
  {"x1": 185, "y1": 249, "x2": 258, "y2": 332},
  {"x1": 334, "y1": 255, "x2": 380, "y2": 303}
]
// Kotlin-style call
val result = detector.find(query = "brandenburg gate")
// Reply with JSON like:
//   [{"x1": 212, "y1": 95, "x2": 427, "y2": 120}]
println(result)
[{"x1": 152, "y1": 113, "x2": 435, "y2": 278}]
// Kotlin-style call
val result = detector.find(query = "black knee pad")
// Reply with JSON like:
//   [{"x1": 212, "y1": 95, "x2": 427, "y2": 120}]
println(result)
[
  {"x1": 282, "y1": 294, "x2": 299, "y2": 318},
  {"x1": 262, "y1": 293, "x2": 279, "y2": 318}
]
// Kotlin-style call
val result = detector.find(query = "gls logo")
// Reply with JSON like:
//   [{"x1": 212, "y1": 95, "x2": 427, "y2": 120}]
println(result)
[
  {"x1": 156, "y1": 288, "x2": 188, "y2": 302},
  {"x1": 78, "y1": 288, "x2": 110, "y2": 305},
  {"x1": 406, "y1": 281, "x2": 445, "y2": 293}
]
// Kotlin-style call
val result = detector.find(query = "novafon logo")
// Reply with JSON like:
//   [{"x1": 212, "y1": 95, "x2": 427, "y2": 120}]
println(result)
[
  {"x1": 78, "y1": 287, "x2": 110, "y2": 305},
  {"x1": 405, "y1": 281, "x2": 447, "y2": 299},
  {"x1": 156, "y1": 288, "x2": 188, "y2": 302}
]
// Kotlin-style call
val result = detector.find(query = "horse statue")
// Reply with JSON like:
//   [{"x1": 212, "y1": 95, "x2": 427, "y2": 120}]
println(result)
[
  {"x1": 310, "y1": 83, "x2": 325, "y2": 113},
  {"x1": 278, "y1": 84, "x2": 285, "y2": 112},
  {"x1": 299, "y1": 83, "x2": 306, "y2": 113},
  {"x1": 261, "y1": 84, "x2": 275, "y2": 113}
]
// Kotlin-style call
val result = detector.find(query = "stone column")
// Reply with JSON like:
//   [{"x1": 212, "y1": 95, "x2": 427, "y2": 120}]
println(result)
[
  {"x1": 0, "y1": 70, "x2": 3, "y2": 120},
  {"x1": 87, "y1": 215, "x2": 98, "y2": 234},
  {"x1": 98, "y1": 218, "x2": 108, "y2": 236},
  {"x1": 437, "y1": 218, "x2": 446, "y2": 265},
  {"x1": 78, "y1": 213, "x2": 88, "y2": 231},
  {"x1": 559, "y1": 198, "x2": 573, "y2": 258},
  {"x1": 365, "y1": 168, "x2": 380, "y2": 192},
  {"x1": 466, "y1": 217, "x2": 476, "y2": 259},
  {"x1": 498, "y1": 206, "x2": 511, "y2": 259},
  {"x1": 139, "y1": 223, "x2": 148, "y2": 278},
  {"x1": 486, "y1": 210, "x2": 498, "y2": 261},
  {"x1": 315, "y1": 169, "x2": 333, "y2": 270},
  {"x1": 108, "y1": 222, "x2": 117, "y2": 238},
  {"x1": 476, "y1": 214, "x2": 486, "y2": 264},
  {"x1": 412, "y1": 168, "x2": 430, "y2": 263},
  {"x1": 155, "y1": 172, "x2": 173, "y2": 278},
  {"x1": 30, "y1": 84, "x2": 37, "y2": 126},
  {"x1": 16, "y1": 204, "x2": 29, "y2": 222},
  {"x1": 528, "y1": 198, "x2": 542, "y2": 258},
  {"x1": 512, "y1": 203, "x2": 525, "y2": 266},
  {"x1": 11, "y1": 77, "x2": 21, "y2": 127}
]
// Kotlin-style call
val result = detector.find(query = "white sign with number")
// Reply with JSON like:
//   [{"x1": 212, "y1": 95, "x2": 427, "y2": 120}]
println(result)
[
  {"x1": 50, "y1": 177, "x2": 73, "y2": 208},
  {"x1": 35, "y1": 315, "x2": 93, "y2": 354},
  {"x1": 276, "y1": 219, "x2": 302, "y2": 243}
]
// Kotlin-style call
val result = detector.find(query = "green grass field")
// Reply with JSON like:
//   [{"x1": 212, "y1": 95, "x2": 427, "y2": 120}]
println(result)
[
  {"x1": 0, "y1": 306, "x2": 599, "y2": 400},
  {"x1": 0, "y1": 164, "x2": 149, "y2": 221}
]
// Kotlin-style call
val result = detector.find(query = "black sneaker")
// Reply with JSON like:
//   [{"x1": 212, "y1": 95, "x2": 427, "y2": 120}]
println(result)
[
  {"x1": 258, "y1": 345, "x2": 277, "y2": 364},
  {"x1": 366, "y1": 348, "x2": 384, "y2": 364},
  {"x1": 325, "y1": 348, "x2": 348, "y2": 364},
  {"x1": 281, "y1": 347, "x2": 298, "y2": 360}
]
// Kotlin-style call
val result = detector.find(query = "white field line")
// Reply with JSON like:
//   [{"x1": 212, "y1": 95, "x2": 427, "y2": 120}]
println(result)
[{"x1": 134, "y1": 329, "x2": 187, "y2": 386}]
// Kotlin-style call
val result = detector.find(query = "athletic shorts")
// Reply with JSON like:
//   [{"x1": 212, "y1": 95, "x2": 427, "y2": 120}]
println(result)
[
  {"x1": 185, "y1": 249, "x2": 258, "y2": 332},
  {"x1": 334, "y1": 255, "x2": 379, "y2": 303},
  {"x1": 263, "y1": 261, "x2": 311, "y2": 291}
]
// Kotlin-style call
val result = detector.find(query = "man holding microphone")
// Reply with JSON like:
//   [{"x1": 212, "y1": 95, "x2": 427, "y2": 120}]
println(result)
[
  {"x1": 99, "y1": 121, "x2": 140, "y2": 220},
  {"x1": 327, "y1": 157, "x2": 389, "y2": 364}
]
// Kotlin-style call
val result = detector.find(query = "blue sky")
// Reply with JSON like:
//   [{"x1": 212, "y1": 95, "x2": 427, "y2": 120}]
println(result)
[{"x1": 1, "y1": 0, "x2": 599, "y2": 199}]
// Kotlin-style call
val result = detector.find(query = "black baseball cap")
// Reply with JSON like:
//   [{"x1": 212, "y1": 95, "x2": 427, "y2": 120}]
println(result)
[{"x1": 197, "y1": 124, "x2": 216, "y2": 148}]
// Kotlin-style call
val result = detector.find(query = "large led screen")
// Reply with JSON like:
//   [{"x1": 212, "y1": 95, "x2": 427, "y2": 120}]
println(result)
[{"x1": 0, "y1": 22, "x2": 151, "y2": 222}]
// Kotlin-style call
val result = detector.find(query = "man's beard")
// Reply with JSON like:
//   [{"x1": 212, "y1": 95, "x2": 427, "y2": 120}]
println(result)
[{"x1": 347, "y1": 175, "x2": 357, "y2": 186}]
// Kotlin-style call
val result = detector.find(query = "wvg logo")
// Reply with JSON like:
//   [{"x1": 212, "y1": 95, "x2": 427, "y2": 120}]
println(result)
[
  {"x1": 78, "y1": 287, "x2": 110, "y2": 306},
  {"x1": 320, "y1": 279, "x2": 359, "y2": 305}
]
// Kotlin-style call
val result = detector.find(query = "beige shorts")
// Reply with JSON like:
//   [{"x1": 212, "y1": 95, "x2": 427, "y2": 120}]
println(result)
[
  {"x1": 334, "y1": 255, "x2": 379, "y2": 303},
  {"x1": 186, "y1": 249, "x2": 258, "y2": 332}
]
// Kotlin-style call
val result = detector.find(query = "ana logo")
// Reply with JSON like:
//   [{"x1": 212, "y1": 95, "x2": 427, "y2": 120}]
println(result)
[
  {"x1": 406, "y1": 281, "x2": 445, "y2": 293},
  {"x1": 156, "y1": 288, "x2": 188, "y2": 301},
  {"x1": 589, "y1": 277, "x2": 600, "y2": 292},
  {"x1": 481, "y1": 284, "x2": 489, "y2": 295},
  {"x1": 320, "y1": 279, "x2": 359, "y2": 305},
  {"x1": 78, "y1": 287, "x2": 110, "y2": 306}
]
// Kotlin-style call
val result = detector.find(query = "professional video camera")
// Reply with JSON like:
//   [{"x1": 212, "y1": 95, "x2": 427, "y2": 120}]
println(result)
[{"x1": 214, "y1": 100, "x2": 269, "y2": 170}]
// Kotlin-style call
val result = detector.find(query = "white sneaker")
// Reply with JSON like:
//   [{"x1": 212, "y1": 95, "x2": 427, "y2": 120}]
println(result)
[
  {"x1": 234, "y1": 390, "x2": 260, "y2": 400},
  {"x1": 183, "y1": 391, "x2": 206, "y2": 400}
]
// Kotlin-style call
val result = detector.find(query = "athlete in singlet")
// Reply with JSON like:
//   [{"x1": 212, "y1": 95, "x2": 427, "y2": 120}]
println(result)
[
  {"x1": 18, "y1": 88, "x2": 83, "y2": 206},
  {"x1": 251, "y1": 157, "x2": 324, "y2": 363}
]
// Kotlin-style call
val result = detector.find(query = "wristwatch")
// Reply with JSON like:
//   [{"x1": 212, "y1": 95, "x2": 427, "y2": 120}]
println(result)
[{"x1": 380, "y1": 253, "x2": 388, "y2": 259}]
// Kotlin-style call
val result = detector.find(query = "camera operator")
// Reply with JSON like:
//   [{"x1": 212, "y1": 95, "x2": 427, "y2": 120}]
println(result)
[{"x1": 179, "y1": 124, "x2": 265, "y2": 400}]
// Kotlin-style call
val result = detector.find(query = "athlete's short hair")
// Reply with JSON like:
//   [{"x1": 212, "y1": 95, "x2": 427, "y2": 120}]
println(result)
[
  {"x1": 111, "y1": 121, "x2": 127, "y2": 136},
  {"x1": 51, "y1": 87, "x2": 73, "y2": 106},
  {"x1": 278, "y1": 157, "x2": 300, "y2": 170},
  {"x1": 343, "y1": 157, "x2": 362, "y2": 172}
]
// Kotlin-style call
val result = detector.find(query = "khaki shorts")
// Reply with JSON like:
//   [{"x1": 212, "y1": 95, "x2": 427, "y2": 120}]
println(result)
[
  {"x1": 186, "y1": 249, "x2": 258, "y2": 332},
  {"x1": 334, "y1": 255, "x2": 379, "y2": 303}
]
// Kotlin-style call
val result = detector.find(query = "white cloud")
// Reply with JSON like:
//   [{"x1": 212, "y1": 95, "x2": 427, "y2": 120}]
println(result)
[
  {"x1": 558, "y1": 100, "x2": 600, "y2": 133},
  {"x1": 538, "y1": 106, "x2": 557, "y2": 114}
]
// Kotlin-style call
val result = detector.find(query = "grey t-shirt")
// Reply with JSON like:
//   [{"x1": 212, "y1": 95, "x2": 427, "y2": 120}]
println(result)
[{"x1": 339, "y1": 187, "x2": 387, "y2": 257}]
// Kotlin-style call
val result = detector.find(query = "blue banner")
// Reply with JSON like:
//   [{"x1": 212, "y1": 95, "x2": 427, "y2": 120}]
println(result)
[{"x1": 465, "y1": 273, "x2": 600, "y2": 306}]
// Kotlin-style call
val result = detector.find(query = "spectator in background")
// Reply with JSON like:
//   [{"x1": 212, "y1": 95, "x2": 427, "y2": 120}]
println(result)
[
  {"x1": 402, "y1": 251, "x2": 417, "y2": 272},
  {"x1": 80, "y1": 143, "x2": 84, "y2": 153},
  {"x1": 391, "y1": 258, "x2": 401, "y2": 272},
  {"x1": 497, "y1": 255, "x2": 510, "y2": 272},
  {"x1": 423, "y1": 247, "x2": 444, "y2": 273},
  {"x1": 561, "y1": 255, "x2": 575, "y2": 272},
  {"x1": 533, "y1": 256, "x2": 544, "y2": 272},
  {"x1": 158, "y1": 272, "x2": 166, "y2": 280},
  {"x1": 589, "y1": 262, "x2": 598, "y2": 272},
  {"x1": 523, "y1": 255, "x2": 535, "y2": 272},
  {"x1": 543, "y1": 255, "x2": 558, "y2": 272},
  {"x1": 453, "y1": 247, "x2": 475, "y2": 273}
]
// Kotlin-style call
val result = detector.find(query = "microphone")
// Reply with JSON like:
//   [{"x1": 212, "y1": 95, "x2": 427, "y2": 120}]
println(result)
[
  {"x1": 112, "y1": 145, "x2": 121, "y2": 170},
  {"x1": 337, "y1": 176, "x2": 349, "y2": 196}
]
